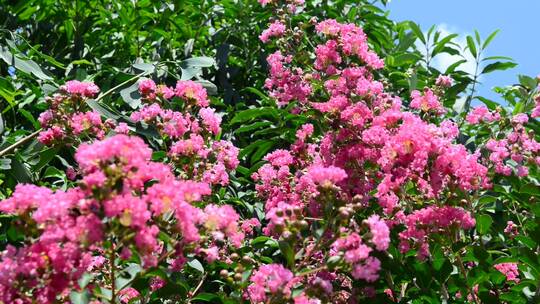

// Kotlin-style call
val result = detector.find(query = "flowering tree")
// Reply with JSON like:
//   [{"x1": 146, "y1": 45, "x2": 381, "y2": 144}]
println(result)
[{"x1": 0, "y1": 0, "x2": 539, "y2": 303}]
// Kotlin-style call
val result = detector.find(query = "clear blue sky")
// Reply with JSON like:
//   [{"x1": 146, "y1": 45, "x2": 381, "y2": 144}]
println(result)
[{"x1": 386, "y1": 0, "x2": 540, "y2": 101}]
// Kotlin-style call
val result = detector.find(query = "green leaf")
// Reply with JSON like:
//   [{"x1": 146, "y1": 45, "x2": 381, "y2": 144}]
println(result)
[
  {"x1": 191, "y1": 293, "x2": 220, "y2": 302},
  {"x1": 452, "y1": 97, "x2": 466, "y2": 114},
  {"x1": 132, "y1": 62, "x2": 155, "y2": 73},
  {"x1": 482, "y1": 61, "x2": 517, "y2": 74},
  {"x1": 250, "y1": 140, "x2": 276, "y2": 163},
  {"x1": 474, "y1": 30, "x2": 481, "y2": 45},
  {"x1": 120, "y1": 82, "x2": 142, "y2": 109},
  {"x1": 466, "y1": 35, "x2": 477, "y2": 58},
  {"x1": 33, "y1": 147, "x2": 59, "y2": 172},
  {"x1": 18, "y1": 109, "x2": 40, "y2": 129},
  {"x1": 0, "y1": 46, "x2": 53, "y2": 80},
  {"x1": 476, "y1": 214, "x2": 493, "y2": 235},
  {"x1": 445, "y1": 59, "x2": 467, "y2": 74},
  {"x1": 86, "y1": 99, "x2": 120, "y2": 120},
  {"x1": 482, "y1": 30, "x2": 499, "y2": 50},
  {"x1": 408, "y1": 22, "x2": 426, "y2": 44},
  {"x1": 278, "y1": 240, "x2": 295, "y2": 268},
  {"x1": 475, "y1": 96, "x2": 499, "y2": 110},
  {"x1": 234, "y1": 121, "x2": 273, "y2": 134},
  {"x1": 230, "y1": 107, "x2": 278, "y2": 125},
  {"x1": 69, "y1": 291, "x2": 89, "y2": 304},
  {"x1": 182, "y1": 57, "x2": 215, "y2": 67},
  {"x1": 0, "y1": 158, "x2": 11, "y2": 170},
  {"x1": 482, "y1": 56, "x2": 514, "y2": 62},
  {"x1": 10, "y1": 157, "x2": 32, "y2": 183},
  {"x1": 116, "y1": 263, "x2": 142, "y2": 290},
  {"x1": 518, "y1": 75, "x2": 537, "y2": 90},
  {"x1": 187, "y1": 259, "x2": 204, "y2": 273},
  {"x1": 519, "y1": 183, "x2": 539, "y2": 196}
]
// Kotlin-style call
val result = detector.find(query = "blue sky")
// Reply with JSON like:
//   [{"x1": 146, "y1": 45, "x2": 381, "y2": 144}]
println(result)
[{"x1": 386, "y1": 0, "x2": 540, "y2": 101}]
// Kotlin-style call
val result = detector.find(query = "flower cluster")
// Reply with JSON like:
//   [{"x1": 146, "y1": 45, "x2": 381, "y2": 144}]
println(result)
[
  {"x1": 396, "y1": 206, "x2": 476, "y2": 259},
  {"x1": 260, "y1": 20, "x2": 286, "y2": 43},
  {"x1": 131, "y1": 79, "x2": 239, "y2": 186},
  {"x1": 466, "y1": 106, "x2": 501, "y2": 124},
  {"x1": 494, "y1": 263, "x2": 520, "y2": 283},
  {"x1": 249, "y1": 3, "x2": 496, "y2": 302},
  {"x1": 38, "y1": 80, "x2": 113, "y2": 145},
  {"x1": 410, "y1": 88, "x2": 446, "y2": 115},
  {"x1": 468, "y1": 109, "x2": 540, "y2": 177},
  {"x1": 0, "y1": 76, "x2": 248, "y2": 302}
]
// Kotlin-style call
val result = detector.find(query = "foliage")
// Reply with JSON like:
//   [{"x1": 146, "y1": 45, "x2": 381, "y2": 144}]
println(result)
[{"x1": 0, "y1": 0, "x2": 539, "y2": 303}]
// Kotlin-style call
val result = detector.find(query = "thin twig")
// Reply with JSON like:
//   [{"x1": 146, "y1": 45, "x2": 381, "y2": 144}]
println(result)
[
  {"x1": 96, "y1": 71, "x2": 148, "y2": 102},
  {"x1": 0, "y1": 129, "x2": 41, "y2": 157},
  {"x1": 187, "y1": 273, "x2": 208, "y2": 303},
  {"x1": 0, "y1": 71, "x2": 148, "y2": 158},
  {"x1": 455, "y1": 254, "x2": 480, "y2": 304},
  {"x1": 296, "y1": 265, "x2": 327, "y2": 277},
  {"x1": 110, "y1": 245, "x2": 116, "y2": 304}
]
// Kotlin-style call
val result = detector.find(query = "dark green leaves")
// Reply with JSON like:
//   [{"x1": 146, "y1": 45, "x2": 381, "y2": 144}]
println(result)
[
  {"x1": 180, "y1": 57, "x2": 215, "y2": 80},
  {"x1": 476, "y1": 214, "x2": 493, "y2": 235},
  {"x1": 408, "y1": 22, "x2": 425, "y2": 44},
  {"x1": 466, "y1": 35, "x2": 478, "y2": 58},
  {"x1": 482, "y1": 61, "x2": 518, "y2": 74}
]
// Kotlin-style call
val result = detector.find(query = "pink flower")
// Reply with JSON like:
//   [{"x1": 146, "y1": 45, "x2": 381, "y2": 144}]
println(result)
[
  {"x1": 512, "y1": 113, "x2": 528, "y2": 124},
  {"x1": 306, "y1": 165, "x2": 347, "y2": 187},
  {"x1": 494, "y1": 263, "x2": 520, "y2": 283},
  {"x1": 351, "y1": 256, "x2": 381, "y2": 282},
  {"x1": 241, "y1": 218, "x2": 261, "y2": 235},
  {"x1": 38, "y1": 110, "x2": 54, "y2": 127},
  {"x1": 504, "y1": 221, "x2": 518, "y2": 237},
  {"x1": 138, "y1": 78, "x2": 157, "y2": 96},
  {"x1": 175, "y1": 80, "x2": 210, "y2": 107},
  {"x1": 332, "y1": 233, "x2": 372, "y2": 264},
  {"x1": 150, "y1": 277, "x2": 166, "y2": 291},
  {"x1": 410, "y1": 88, "x2": 445, "y2": 114},
  {"x1": 114, "y1": 122, "x2": 130, "y2": 134},
  {"x1": 247, "y1": 264, "x2": 295, "y2": 302},
  {"x1": 532, "y1": 97, "x2": 540, "y2": 118},
  {"x1": 365, "y1": 215, "x2": 390, "y2": 251},
  {"x1": 316, "y1": 19, "x2": 342, "y2": 36},
  {"x1": 398, "y1": 206, "x2": 476, "y2": 259},
  {"x1": 314, "y1": 40, "x2": 342, "y2": 74},
  {"x1": 118, "y1": 287, "x2": 140, "y2": 303},
  {"x1": 62, "y1": 80, "x2": 100, "y2": 97},
  {"x1": 75, "y1": 135, "x2": 152, "y2": 173},
  {"x1": 199, "y1": 107, "x2": 222, "y2": 135},
  {"x1": 466, "y1": 106, "x2": 501, "y2": 124},
  {"x1": 435, "y1": 75, "x2": 453, "y2": 87},
  {"x1": 259, "y1": 20, "x2": 286, "y2": 43},
  {"x1": 157, "y1": 85, "x2": 175, "y2": 99}
]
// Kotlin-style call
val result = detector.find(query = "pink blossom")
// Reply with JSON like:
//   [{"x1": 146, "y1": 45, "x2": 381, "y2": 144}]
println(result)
[
  {"x1": 316, "y1": 19, "x2": 341, "y2": 36},
  {"x1": 259, "y1": 20, "x2": 286, "y2": 43},
  {"x1": 435, "y1": 75, "x2": 453, "y2": 87},
  {"x1": 466, "y1": 106, "x2": 501, "y2": 124},
  {"x1": 138, "y1": 78, "x2": 157, "y2": 96},
  {"x1": 199, "y1": 107, "x2": 222, "y2": 135},
  {"x1": 410, "y1": 89, "x2": 445, "y2": 114},
  {"x1": 247, "y1": 264, "x2": 296, "y2": 302},
  {"x1": 494, "y1": 263, "x2": 520, "y2": 283},
  {"x1": 504, "y1": 221, "x2": 518, "y2": 238},
  {"x1": 365, "y1": 215, "x2": 390, "y2": 251},
  {"x1": 118, "y1": 287, "x2": 140, "y2": 303},
  {"x1": 61, "y1": 80, "x2": 100, "y2": 97},
  {"x1": 306, "y1": 165, "x2": 347, "y2": 187},
  {"x1": 150, "y1": 277, "x2": 166, "y2": 291},
  {"x1": 175, "y1": 80, "x2": 210, "y2": 107}
]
